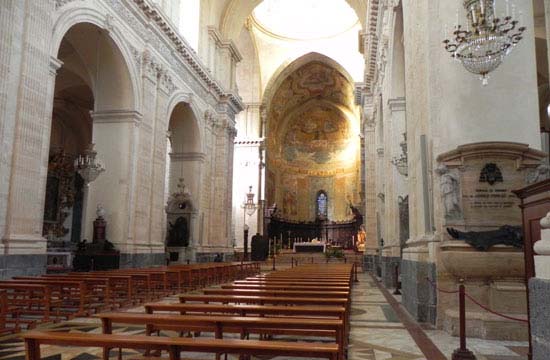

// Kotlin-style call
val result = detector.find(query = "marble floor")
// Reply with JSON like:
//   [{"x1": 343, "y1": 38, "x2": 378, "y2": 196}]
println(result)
[{"x1": 0, "y1": 272, "x2": 529, "y2": 360}]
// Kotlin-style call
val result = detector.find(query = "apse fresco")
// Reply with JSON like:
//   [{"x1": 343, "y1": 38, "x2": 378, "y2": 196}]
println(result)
[
  {"x1": 266, "y1": 57, "x2": 361, "y2": 222},
  {"x1": 282, "y1": 105, "x2": 351, "y2": 166}
]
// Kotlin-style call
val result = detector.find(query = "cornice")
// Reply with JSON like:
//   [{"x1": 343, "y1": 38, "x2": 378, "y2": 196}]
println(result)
[{"x1": 110, "y1": 0, "x2": 244, "y2": 116}]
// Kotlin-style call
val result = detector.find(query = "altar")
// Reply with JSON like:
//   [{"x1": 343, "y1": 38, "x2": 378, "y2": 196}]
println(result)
[{"x1": 293, "y1": 242, "x2": 326, "y2": 253}]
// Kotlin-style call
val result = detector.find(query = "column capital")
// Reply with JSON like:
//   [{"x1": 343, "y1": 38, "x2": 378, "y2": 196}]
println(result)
[
  {"x1": 170, "y1": 152, "x2": 206, "y2": 163},
  {"x1": 388, "y1": 97, "x2": 406, "y2": 113},
  {"x1": 90, "y1": 110, "x2": 143, "y2": 125},
  {"x1": 49, "y1": 57, "x2": 63, "y2": 76}
]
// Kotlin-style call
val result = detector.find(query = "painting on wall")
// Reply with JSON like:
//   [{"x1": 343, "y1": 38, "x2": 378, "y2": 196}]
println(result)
[{"x1": 283, "y1": 105, "x2": 351, "y2": 166}]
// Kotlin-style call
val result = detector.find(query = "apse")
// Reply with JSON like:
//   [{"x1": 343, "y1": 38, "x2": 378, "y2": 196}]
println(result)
[{"x1": 265, "y1": 55, "x2": 361, "y2": 222}]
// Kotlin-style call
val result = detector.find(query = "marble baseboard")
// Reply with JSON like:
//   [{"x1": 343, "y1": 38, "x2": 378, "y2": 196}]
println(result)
[
  {"x1": 401, "y1": 259, "x2": 437, "y2": 325},
  {"x1": 119, "y1": 252, "x2": 165, "y2": 268},
  {"x1": 195, "y1": 252, "x2": 234, "y2": 263},
  {"x1": 529, "y1": 277, "x2": 550, "y2": 359},
  {"x1": 363, "y1": 254, "x2": 379, "y2": 273},
  {"x1": 0, "y1": 254, "x2": 47, "y2": 279},
  {"x1": 380, "y1": 256, "x2": 401, "y2": 289}
]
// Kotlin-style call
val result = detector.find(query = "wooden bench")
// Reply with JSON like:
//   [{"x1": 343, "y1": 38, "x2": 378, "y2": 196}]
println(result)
[
  {"x1": 203, "y1": 288, "x2": 350, "y2": 299},
  {"x1": 0, "y1": 283, "x2": 59, "y2": 329},
  {"x1": 97, "y1": 312, "x2": 345, "y2": 360},
  {"x1": 179, "y1": 294, "x2": 349, "y2": 307},
  {"x1": 41, "y1": 274, "x2": 133, "y2": 309},
  {"x1": 22, "y1": 331, "x2": 339, "y2": 360},
  {"x1": 221, "y1": 284, "x2": 350, "y2": 291},
  {"x1": 144, "y1": 302, "x2": 346, "y2": 320}
]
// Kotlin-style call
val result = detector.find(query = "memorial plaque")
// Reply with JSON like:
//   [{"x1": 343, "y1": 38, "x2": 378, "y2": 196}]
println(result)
[{"x1": 437, "y1": 142, "x2": 546, "y2": 229}]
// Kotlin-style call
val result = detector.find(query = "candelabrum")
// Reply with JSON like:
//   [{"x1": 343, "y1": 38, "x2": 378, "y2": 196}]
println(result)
[
  {"x1": 74, "y1": 144, "x2": 105, "y2": 184},
  {"x1": 443, "y1": 0, "x2": 525, "y2": 85},
  {"x1": 391, "y1": 133, "x2": 408, "y2": 177}
]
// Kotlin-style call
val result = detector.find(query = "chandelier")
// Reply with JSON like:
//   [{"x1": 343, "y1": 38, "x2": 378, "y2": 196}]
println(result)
[
  {"x1": 391, "y1": 133, "x2": 408, "y2": 177},
  {"x1": 242, "y1": 186, "x2": 258, "y2": 217},
  {"x1": 443, "y1": 0, "x2": 525, "y2": 85},
  {"x1": 74, "y1": 143, "x2": 105, "y2": 184}
]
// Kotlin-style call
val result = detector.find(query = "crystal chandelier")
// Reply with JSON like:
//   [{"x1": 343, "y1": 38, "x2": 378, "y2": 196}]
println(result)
[
  {"x1": 74, "y1": 143, "x2": 105, "y2": 184},
  {"x1": 443, "y1": 0, "x2": 525, "y2": 85},
  {"x1": 242, "y1": 186, "x2": 257, "y2": 217},
  {"x1": 391, "y1": 133, "x2": 408, "y2": 177}
]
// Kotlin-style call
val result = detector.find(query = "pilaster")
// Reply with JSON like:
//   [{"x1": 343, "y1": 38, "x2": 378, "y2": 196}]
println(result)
[{"x1": 88, "y1": 110, "x2": 142, "y2": 254}]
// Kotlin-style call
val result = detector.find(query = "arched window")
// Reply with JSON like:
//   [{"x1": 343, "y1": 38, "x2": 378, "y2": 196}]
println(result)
[{"x1": 317, "y1": 191, "x2": 328, "y2": 219}]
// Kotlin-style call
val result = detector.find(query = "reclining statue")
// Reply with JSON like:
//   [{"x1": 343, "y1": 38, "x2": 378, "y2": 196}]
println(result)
[{"x1": 446, "y1": 225, "x2": 523, "y2": 251}]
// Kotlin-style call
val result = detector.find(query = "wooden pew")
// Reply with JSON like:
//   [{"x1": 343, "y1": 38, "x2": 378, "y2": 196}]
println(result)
[
  {"x1": 144, "y1": 302, "x2": 346, "y2": 321},
  {"x1": 41, "y1": 274, "x2": 133, "y2": 309},
  {"x1": 179, "y1": 294, "x2": 348, "y2": 307},
  {"x1": 22, "y1": 331, "x2": 339, "y2": 360},
  {"x1": 5, "y1": 278, "x2": 91, "y2": 317},
  {"x1": 203, "y1": 288, "x2": 350, "y2": 299},
  {"x1": 96, "y1": 312, "x2": 345, "y2": 360},
  {"x1": 0, "y1": 283, "x2": 58, "y2": 329},
  {"x1": 221, "y1": 284, "x2": 350, "y2": 291}
]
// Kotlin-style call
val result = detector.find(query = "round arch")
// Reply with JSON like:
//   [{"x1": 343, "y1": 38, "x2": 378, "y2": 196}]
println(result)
[
  {"x1": 51, "y1": 6, "x2": 141, "y2": 112},
  {"x1": 165, "y1": 92, "x2": 205, "y2": 153},
  {"x1": 220, "y1": 0, "x2": 367, "y2": 41},
  {"x1": 262, "y1": 52, "x2": 357, "y2": 136}
]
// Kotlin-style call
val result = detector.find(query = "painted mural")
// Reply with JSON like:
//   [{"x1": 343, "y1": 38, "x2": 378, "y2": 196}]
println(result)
[
  {"x1": 282, "y1": 105, "x2": 351, "y2": 167},
  {"x1": 265, "y1": 56, "x2": 361, "y2": 222}
]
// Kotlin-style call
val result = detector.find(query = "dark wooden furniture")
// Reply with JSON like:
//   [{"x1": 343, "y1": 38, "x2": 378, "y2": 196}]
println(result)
[{"x1": 21, "y1": 331, "x2": 339, "y2": 360}]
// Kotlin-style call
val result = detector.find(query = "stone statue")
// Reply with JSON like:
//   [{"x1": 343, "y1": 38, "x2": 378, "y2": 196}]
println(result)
[
  {"x1": 168, "y1": 216, "x2": 189, "y2": 247},
  {"x1": 436, "y1": 165, "x2": 462, "y2": 219},
  {"x1": 527, "y1": 164, "x2": 550, "y2": 184},
  {"x1": 96, "y1": 204, "x2": 106, "y2": 219},
  {"x1": 446, "y1": 225, "x2": 523, "y2": 251}
]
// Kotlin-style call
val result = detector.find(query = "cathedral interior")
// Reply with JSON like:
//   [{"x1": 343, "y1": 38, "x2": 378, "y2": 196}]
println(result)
[{"x1": 1, "y1": 0, "x2": 550, "y2": 359}]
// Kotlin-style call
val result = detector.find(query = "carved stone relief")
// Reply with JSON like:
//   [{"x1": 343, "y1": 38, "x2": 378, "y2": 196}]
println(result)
[{"x1": 436, "y1": 164, "x2": 462, "y2": 220}]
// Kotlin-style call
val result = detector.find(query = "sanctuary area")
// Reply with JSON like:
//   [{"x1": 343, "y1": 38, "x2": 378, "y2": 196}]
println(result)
[{"x1": 1, "y1": 0, "x2": 550, "y2": 359}]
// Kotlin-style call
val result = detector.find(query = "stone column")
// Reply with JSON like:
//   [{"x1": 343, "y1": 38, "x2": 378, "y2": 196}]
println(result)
[
  {"x1": 0, "y1": 0, "x2": 55, "y2": 277},
  {"x1": 146, "y1": 69, "x2": 174, "y2": 265},
  {"x1": 87, "y1": 110, "x2": 142, "y2": 257},
  {"x1": 531, "y1": 213, "x2": 550, "y2": 358},
  {"x1": 363, "y1": 98, "x2": 379, "y2": 271},
  {"x1": 128, "y1": 51, "x2": 161, "y2": 267},
  {"x1": 380, "y1": 97, "x2": 407, "y2": 288}
]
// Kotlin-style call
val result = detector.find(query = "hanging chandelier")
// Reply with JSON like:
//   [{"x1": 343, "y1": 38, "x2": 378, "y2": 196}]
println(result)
[
  {"x1": 443, "y1": 0, "x2": 525, "y2": 85},
  {"x1": 74, "y1": 143, "x2": 105, "y2": 184}
]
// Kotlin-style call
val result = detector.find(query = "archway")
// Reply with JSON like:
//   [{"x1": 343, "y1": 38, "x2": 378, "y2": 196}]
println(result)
[
  {"x1": 165, "y1": 102, "x2": 202, "y2": 262},
  {"x1": 264, "y1": 54, "x2": 362, "y2": 248},
  {"x1": 44, "y1": 22, "x2": 136, "y2": 265}
]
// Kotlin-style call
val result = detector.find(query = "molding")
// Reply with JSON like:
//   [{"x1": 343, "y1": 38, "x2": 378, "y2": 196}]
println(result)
[
  {"x1": 49, "y1": 56, "x2": 64, "y2": 76},
  {"x1": 170, "y1": 152, "x2": 206, "y2": 162},
  {"x1": 437, "y1": 142, "x2": 547, "y2": 170},
  {"x1": 388, "y1": 96, "x2": 406, "y2": 113},
  {"x1": 98, "y1": 0, "x2": 244, "y2": 117},
  {"x1": 207, "y1": 26, "x2": 243, "y2": 63},
  {"x1": 91, "y1": 110, "x2": 143, "y2": 125}
]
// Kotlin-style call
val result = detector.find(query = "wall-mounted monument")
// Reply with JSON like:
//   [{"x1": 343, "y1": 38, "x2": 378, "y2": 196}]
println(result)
[
  {"x1": 436, "y1": 142, "x2": 545, "y2": 340},
  {"x1": 166, "y1": 178, "x2": 197, "y2": 263}
]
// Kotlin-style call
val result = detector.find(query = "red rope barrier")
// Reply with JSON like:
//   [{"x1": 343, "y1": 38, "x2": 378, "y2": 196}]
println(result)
[
  {"x1": 426, "y1": 277, "x2": 460, "y2": 294},
  {"x1": 425, "y1": 277, "x2": 528, "y2": 324},
  {"x1": 464, "y1": 293, "x2": 529, "y2": 324}
]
